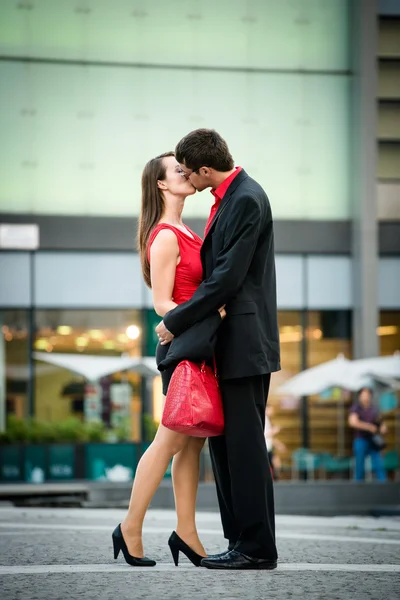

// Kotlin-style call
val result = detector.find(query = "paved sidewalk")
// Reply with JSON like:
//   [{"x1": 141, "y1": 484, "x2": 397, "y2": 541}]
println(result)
[{"x1": 0, "y1": 508, "x2": 399, "y2": 599}]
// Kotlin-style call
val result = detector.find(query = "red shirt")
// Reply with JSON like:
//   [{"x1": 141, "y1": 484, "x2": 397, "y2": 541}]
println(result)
[
  {"x1": 204, "y1": 167, "x2": 242, "y2": 237},
  {"x1": 148, "y1": 224, "x2": 203, "y2": 304}
]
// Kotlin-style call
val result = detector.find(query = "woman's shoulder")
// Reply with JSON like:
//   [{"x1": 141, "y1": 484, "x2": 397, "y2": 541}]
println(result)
[
  {"x1": 148, "y1": 225, "x2": 180, "y2": 259},
  {"x1": 149, "y1": 225, "x2": 179, "y2": 247}
]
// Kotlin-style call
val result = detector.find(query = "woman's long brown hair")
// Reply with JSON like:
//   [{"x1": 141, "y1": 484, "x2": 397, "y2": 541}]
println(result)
[{"x1": 138, "y1": 151, "x2": 174, "y2": 288}]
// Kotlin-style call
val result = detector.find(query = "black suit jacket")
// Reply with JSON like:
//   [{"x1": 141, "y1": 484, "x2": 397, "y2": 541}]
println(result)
[
  {"x1": 164, "y1": 169, "x2": 281, "y2": 380},
  {"x1": 157, "y1": 312, "x2": 221, "y2": 371}
]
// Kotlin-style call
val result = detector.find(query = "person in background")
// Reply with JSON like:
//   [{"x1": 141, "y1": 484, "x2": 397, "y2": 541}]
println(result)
[
  {"x1": 348, "y1": 387, "x2": 387, "y2": 481},
  {"x1": 264, "y1": 406, "x2": 286, "y2": 481}
]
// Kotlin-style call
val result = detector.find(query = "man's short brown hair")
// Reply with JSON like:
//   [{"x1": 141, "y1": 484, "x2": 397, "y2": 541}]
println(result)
[{"x1": 175, "y1": 129, "x2": 234, "y2": 172}]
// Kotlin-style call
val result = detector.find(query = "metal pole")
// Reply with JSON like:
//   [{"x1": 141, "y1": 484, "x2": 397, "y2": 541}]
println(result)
[
  {"x1": 27, "y1": 251, "x2": 35, "y2": 418},
  {"x1": 0, "y1": 312, "x2": 5, "y2": 432},
  {"x1": 300, "y1": 309, "x2": 309, "y2": 449},
  {"x1": 337, "y1": 392, "x2": 345, "y2": 457}
]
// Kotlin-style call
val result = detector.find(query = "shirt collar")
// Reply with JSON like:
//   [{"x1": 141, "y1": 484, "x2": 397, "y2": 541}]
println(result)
[{"x1": 211, "y1": 166, "x2": 242, "y2": 203}]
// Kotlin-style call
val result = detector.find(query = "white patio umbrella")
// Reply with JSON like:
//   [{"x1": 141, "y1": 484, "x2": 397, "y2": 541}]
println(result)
[
  {"x1": 277, "y1": 353, "x2": 400, "y2": 457},
  {"x1": 33, "y1": 352, "x2": 159, "y2": 380},
  {"x1": 277, "y1": 354, "x2": 400, "y2": 397},
  {"x1": 277, "y1": 355, "x2": 353, "y2": 396},
  {"x1": 352, "y1": 354, "x2": 400, "y2": 380}
]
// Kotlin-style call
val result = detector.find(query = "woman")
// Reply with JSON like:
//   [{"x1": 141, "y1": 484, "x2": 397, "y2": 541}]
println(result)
[
  {"x1": 348, "y1": 387, "x2": 387, "y2": 481},
  {"x1": 112, "y1": 152, "x2": 225, "y2": 567}
]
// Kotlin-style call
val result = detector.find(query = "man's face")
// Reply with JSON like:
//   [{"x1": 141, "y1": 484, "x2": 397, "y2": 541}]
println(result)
[
  {"x1": 359, "y1": 389, "x2": 371, "y2": 408},
  {"x1": 179, "y1": 163, "x2": 211, "y2": 192}
]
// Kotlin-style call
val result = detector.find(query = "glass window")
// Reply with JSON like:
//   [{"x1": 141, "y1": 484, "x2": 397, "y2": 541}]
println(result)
[
  {"x1": 379, "y1": 311, "x2": 400, "y2": 356},
  {"x1": 307, "y1": 311, "x2": 353, "y2": 458},
  {"x1": 269, "y1": 311, "x2": 303, "y2": 474},
  {"x1": 378, "y1": 311, "x2": 400, "y2": 458},
  {"x1": 1, "y1": 310, "x2": 30, "y2": 421},
  {"x1": 33, "y1": 310, "x2": 143, "y2": 440}
]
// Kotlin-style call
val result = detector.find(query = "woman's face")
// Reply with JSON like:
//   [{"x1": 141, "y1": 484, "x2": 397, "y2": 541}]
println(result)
[{"x1": 160, "y1": 155, "x2": 196, "y2": 197}]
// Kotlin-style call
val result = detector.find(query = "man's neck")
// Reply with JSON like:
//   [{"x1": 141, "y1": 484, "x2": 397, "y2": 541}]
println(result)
[{"x1": 210, "y1": 167, "x2": 237, "y2": 189}]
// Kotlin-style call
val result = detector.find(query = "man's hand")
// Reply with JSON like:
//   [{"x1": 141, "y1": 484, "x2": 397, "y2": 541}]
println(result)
[
  {"x1": 218, "y1": 305, "x2": 226, "y2": 319},
  {"x1": 155, "y1": 321, "x2": 174, "y2": 345}
]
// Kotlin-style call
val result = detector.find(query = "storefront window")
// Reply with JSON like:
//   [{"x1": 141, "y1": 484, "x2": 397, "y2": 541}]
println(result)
[
  {"x1": 307, "y1": 311, "x2": 353, "y2": 457},
  {"x1": 1, "y1": 310, "x2": 30, "y2": 420},
  {"x1": 269, "y1": 312, "x2": 303, "y2": 471},
  {"x1": 379, "y1": 311, "x2": 400, "y2": 356},
  {"x1": 33, "y1": 310, "x2": 144, "y2": 440}
]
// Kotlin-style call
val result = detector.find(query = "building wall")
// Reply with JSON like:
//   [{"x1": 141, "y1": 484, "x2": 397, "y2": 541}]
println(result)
[
  {"x1": 0, "y1": 0, "x2": 351, "y2": 220},
  {"x1": 2, "y1": 251, "x2": 400, "y2": 311}
]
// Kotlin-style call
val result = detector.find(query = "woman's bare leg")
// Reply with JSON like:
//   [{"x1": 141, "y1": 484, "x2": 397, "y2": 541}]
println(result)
[
  {"x1": 172, "y1": 437, "x2": 207, "y2": 556},
  {"x1": 121, "y1": 422, "x2": 188, "y2": 557}
]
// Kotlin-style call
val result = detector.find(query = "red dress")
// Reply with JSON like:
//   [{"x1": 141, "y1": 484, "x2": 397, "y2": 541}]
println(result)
[
  {"x1": 148, "y1": 223, "x2": 203, "y2": 394},
  {"x1": 148, "y1": 223, "x2": 203, "y2": 303}
]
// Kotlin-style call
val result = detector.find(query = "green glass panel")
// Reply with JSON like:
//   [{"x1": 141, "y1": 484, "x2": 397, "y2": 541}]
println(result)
[
  {"x1": 85, "y1": 442, "x2": 137, "y2": 481},
  {"x1": 0, "y1": 63, "x2": 351, "y2": 220},
  {"x1": 144, "y1": 309, "x2": 160, "y2": 357},
  {"x1": 24, "y1": 445, "x2": 46, "y2": 483},
  {"x1": 48, "y1": 445, "x2": 75, "y2": 480},
  {"x1": 0, "y1": 1, "x2": 350, "y2": 70},
  {"x1": 0, "y1": 446, "x2": 23, "y2": 482}
]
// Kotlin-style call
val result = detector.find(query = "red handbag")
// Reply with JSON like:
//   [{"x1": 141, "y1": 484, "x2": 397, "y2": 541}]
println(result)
[{"x1": 162, "y1": 360, "x2": 224, "y2": 437}]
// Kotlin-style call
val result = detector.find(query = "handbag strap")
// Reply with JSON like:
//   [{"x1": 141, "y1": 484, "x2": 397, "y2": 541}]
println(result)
[{"x1": 201, "y1": 356, "x2": 218, "y2": 377}]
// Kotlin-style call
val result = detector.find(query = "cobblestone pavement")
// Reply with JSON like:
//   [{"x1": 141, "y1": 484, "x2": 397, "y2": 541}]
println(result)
[{"x1": 0, "y1": 507, "x2": 399, "y2": 600}]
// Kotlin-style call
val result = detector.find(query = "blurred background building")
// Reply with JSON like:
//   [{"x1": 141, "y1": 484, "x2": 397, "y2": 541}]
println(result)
[{"x1": 0, "y1": 1, "x2": 399, "y2": 468}]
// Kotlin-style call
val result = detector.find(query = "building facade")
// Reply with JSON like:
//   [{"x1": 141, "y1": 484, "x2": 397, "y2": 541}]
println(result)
[{"x1": 0, "y1": 1, "x2": 399, "y2": 459}]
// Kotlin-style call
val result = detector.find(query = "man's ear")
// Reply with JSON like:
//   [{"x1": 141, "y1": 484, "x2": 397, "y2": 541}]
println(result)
[
  {"x1": 157, "y1": 180, "x2": 167, "y2": 190},
  {"x1": 200, "y1": 167, "x2": 212, "y2": 177}
]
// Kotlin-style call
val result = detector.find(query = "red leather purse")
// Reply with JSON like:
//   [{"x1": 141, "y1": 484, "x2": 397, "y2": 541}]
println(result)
[{"x1": 162, "y1": 360, "x2": 224, "y2": 437}]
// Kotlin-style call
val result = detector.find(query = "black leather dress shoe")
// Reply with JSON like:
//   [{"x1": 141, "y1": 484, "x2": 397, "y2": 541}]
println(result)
[
  {"x1": 206, "y1": 549, "x2": 230, "y2": 560},
  {"x1": 206, "y1": 543, "x2": 235, "y2": 560},
  {"x1": 201, "y1": 550, "x2": 277, "y2": 570}
]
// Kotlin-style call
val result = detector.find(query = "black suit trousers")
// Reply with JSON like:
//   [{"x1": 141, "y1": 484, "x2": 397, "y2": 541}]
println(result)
[{"x1": 208, "y1": 374, "x2": 277, "y2": 559}]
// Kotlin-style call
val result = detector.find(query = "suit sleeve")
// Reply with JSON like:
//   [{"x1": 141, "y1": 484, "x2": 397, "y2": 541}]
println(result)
[{"x1": 164, "y1": 196, "x2": 262, "y2": 337}]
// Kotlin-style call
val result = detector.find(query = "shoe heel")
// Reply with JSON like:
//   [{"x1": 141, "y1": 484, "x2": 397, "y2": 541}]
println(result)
[
  {"x1": 112, "y1": 535, "x2": 121, "y2": 560},
  {"x1": 169, "y1": 543, "x2": 179, "y2": 566}
]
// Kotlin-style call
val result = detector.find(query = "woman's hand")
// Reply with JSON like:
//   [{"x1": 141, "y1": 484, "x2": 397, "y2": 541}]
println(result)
[
  {"x1": 218, "y1": 305, "x2": 226, "y2": 320},
  {"x1": 380, "y1": 423, "x2": 388, "y2": 435}
]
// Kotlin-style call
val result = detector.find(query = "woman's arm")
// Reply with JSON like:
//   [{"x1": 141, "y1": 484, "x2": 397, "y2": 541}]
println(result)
[
  {"x1": 348, "y1": 413, "x2": 378, "y2": 434},
  {"x1": 149, "y1": 229, "x2": 179, "y2": 318}
]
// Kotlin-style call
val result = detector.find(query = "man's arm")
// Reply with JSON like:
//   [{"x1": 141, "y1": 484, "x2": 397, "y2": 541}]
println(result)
[{"x1": 163, "y1": 195, "x2": 262, "y2": 337}]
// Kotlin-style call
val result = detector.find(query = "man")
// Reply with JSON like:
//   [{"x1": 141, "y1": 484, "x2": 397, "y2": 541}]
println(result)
[
  {"x1": 348, "y1": 387, "x2": 387, "y2": 481},
  {"x1": 156, "y1": 129, "x2": 281, "y2": 570}
]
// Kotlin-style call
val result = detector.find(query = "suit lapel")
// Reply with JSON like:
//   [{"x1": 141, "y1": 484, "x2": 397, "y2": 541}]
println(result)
[{"x1": 202, "y1": 169, "x2": 249, "y2": 246}]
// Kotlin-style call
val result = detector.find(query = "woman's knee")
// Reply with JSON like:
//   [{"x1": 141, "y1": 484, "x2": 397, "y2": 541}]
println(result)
[
  {"x1": 188, "y1": 437, "x2": 206, "y2": 454},
  {"x1": 154, "y1": 428, "x2": 188, "y2": 456}
]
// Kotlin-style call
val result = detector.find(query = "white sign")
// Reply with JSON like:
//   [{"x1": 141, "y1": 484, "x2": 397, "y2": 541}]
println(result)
[
  {"x1": 0, "y1": 224, "x2": 39, "y2": 249},
  {"x1": 110, "y1": 382, "x2": 131, "y2": 428},
  {"x1": 84, "y1": 383, "x2": 102, "y2": 423}
]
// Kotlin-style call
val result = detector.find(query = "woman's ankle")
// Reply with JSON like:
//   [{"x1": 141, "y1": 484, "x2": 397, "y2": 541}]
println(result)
[
  {"x1": 176, "y1": 526, "x2": 199, "y2": 539},
  {"x1": 121, "y1": 519, "x2": 142, "y2": 538}
]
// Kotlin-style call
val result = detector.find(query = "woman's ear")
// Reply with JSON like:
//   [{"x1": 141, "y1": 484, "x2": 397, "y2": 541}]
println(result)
[{"x1": 157, "y1": 180, "x2": 167, "y2": 190}]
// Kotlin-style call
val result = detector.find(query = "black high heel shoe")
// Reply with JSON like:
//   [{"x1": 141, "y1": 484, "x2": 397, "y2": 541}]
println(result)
[
  {"x1": 168, "y1": 531, "x2": 205, "y2": 567},
  {"x1": 112, "y1": 524, "x2": 156, "y2": 567}
]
